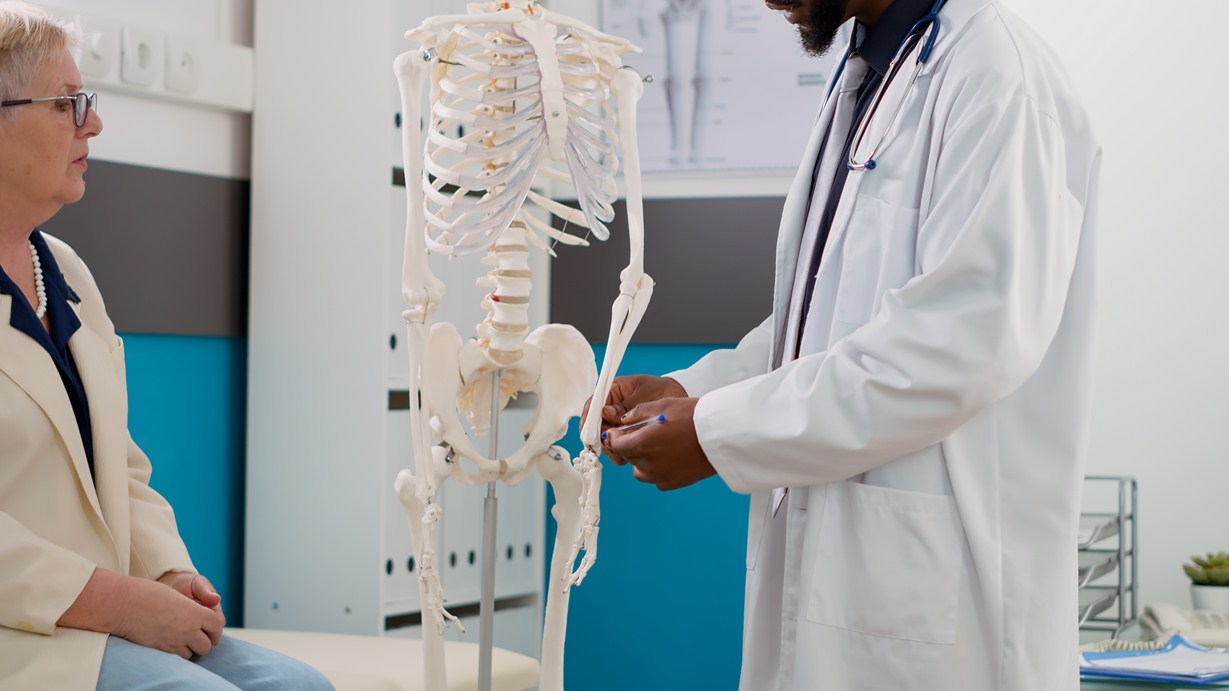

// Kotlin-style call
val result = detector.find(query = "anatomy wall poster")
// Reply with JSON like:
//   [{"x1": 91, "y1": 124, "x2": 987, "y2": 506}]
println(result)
[{"x1": 601, "y1": 0, "x2": 837, "y2": 172}]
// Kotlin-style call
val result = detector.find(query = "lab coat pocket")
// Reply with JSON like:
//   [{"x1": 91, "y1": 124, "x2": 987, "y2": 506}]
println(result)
[
  {"x1": 832, "y1": 197, "x2": 920, "y2": 326},
  {"x1": 806, "y1": 480, "x2": 961, "y2": 644}
]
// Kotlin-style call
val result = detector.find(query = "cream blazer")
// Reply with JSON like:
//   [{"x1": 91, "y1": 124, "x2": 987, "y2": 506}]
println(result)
[{"x1": 0, "y1": 233, "x2": 196, "y2": 689}]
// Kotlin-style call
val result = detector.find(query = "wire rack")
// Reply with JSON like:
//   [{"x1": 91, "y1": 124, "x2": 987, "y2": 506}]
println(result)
[{"x1": 1078, "y1": 475, "x2": 1138, "y2": 637}]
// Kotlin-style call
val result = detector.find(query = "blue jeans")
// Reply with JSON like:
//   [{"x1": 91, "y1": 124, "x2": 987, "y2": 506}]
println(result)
[{"x1": 96, "y1": 635, "x2": 335, "y2": 691}]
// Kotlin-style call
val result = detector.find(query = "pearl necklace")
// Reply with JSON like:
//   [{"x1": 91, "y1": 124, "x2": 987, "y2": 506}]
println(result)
[{"x1": 29, "y1": 241, "x2": 47, "y2": 319}]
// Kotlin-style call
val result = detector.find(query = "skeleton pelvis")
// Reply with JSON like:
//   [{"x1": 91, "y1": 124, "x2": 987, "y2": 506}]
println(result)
[{"x1": 425, "y1": 322, "x2": 597, "y2": 471}]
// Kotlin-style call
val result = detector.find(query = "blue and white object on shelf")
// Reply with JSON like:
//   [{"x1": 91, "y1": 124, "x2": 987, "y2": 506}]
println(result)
[{"x1": 1080, "y1": 633, "x2": 1229, "y2": 685}]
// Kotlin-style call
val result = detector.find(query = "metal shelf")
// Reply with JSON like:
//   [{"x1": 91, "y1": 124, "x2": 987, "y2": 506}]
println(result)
[
  {"x1": 1078, "y1": 476, "x2": 1138, "y2": 637},
  {"x1": 1078, "y1": 551, "x2": 1121, "y2": 588},
  {"x1": 1078, "y1": 514, "x2": 1120, "y2": 550},
  {"x1": 1079, "y1": 588, "x2": 1119, "y2": 627}
]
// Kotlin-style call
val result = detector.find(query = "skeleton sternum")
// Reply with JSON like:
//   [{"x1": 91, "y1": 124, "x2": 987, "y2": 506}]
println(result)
[
  {"x1": 513, "y1": 18, "x2": 569, "y2": 161},
  {"x1": 477, "y1": 222, "x2": 532, "y2": 367}
]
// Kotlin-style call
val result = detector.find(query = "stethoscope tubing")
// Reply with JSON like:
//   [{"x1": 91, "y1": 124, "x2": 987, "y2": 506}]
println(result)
[{"x1": 821, "y1": 0, "x2": 949, "y2": 172}]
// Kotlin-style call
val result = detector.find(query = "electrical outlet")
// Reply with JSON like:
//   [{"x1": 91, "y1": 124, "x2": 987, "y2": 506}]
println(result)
[
  {"x1": 165, "y1": 38, "x2": 201, "y2": 94},
  {"x1": 120, "y1": 26, "x2": 160, "y2": 87},
  {"x1": 78, "y1": 18, "x2": 120, "y2": 79}
]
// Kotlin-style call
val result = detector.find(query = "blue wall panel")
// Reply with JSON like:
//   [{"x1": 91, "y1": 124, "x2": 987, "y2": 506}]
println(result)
[
  {"x1": 121, "y1": 333, "x2": 247, "y2": 625},
  {"x1": 549, "y1": 344, "x2": 749, "y2": 691}
]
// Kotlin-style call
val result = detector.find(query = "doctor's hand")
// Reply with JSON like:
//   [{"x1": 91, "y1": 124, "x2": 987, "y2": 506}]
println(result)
[
  {"x1": 581, "y1": 375, "x2": 688, "y2": 464},
  {"x1": 158, "y1": 571, "x2": 226, "y2": 640},
  {"x1": 603, "y1": 396, "x2": 716, "y2": 491}
]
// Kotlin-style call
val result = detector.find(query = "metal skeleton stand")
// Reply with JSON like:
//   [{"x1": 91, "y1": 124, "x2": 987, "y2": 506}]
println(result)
[{"x1": 479, "y1": 371, "x2": 502, "y2": 691}]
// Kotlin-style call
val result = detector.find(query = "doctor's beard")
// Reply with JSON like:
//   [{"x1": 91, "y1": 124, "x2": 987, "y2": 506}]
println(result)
[{"x1": 798, "y1": 0, "x2": 850, "y2": 56}]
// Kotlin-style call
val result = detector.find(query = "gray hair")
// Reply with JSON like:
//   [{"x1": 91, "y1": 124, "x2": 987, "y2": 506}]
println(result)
[{"x1": 0, "y1": 2, "x2": 79, "y2": 108}]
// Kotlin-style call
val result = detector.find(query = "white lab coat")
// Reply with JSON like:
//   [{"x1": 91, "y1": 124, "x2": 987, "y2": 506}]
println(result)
[{"x1": 668, "y1": 0, "x2": 1100, "y2": 689}]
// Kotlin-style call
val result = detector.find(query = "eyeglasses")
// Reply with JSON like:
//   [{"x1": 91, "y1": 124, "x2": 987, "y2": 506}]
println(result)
[{"x1": 0, "y1": 92, "x2": 98, "y2": 128}]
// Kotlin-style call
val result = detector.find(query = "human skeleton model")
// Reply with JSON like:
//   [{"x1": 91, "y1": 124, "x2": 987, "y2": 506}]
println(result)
[{"x1": 393, "y1": 3, "x2": 650, "y2": 690}]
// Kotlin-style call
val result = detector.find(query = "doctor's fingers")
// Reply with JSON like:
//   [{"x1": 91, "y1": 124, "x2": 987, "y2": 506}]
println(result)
[
  {"x1": 602, "y1": 375, "x2": 685, "y2": 422},
  {"x1": 631, "y1": 462, "x2": 654, "y2": 485},
  {"x1": 603, "y1": 426, "x2": 651, "y2": 459},
  {"x1": 598, "y1": 376, "x2": 641, "y2": 421},
  {"x1": 601, "y1": 443, "x2": 631, "y2": 466},
  {"x1": 601, "y1": 415, "x2": 660, "y2": 464},
  {"x1": 628, "y1": 457, "x2": 681, "y2": 491},
  {"x1": 604, "y1": 406, "x2": 680, "y2": 458}
]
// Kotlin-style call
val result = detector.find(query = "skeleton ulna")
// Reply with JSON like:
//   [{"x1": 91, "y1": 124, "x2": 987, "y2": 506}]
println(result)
[{"x1": 422, "y1": 18, "x2": 620, "y2": 264}]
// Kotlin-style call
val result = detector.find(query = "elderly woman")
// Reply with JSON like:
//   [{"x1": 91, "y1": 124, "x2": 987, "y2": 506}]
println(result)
[{"x1": 0, "y1": 4, "x2": 333, "y2": 689}]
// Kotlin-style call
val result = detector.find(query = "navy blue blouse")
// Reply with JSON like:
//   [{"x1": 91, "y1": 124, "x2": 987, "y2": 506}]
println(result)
[{"x1": 0, "y1": 230, "x2": 95, "y2": 479}]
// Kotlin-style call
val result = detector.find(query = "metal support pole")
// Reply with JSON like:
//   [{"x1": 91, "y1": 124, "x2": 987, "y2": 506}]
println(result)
[{"x1": 478, "y1": 370, "x2": 501, "y2": 691}]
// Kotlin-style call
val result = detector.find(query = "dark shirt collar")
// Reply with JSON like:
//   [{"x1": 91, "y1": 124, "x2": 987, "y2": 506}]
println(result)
[
  {"x1": 853, "y1": 0, "x2": 936, "y2": 77},
  {"x1": 28, "y1": 230, "x2": 81, "y2": 306},
  {"x1": 0, "y1": 229, "x2": 82, "y2": 353}
]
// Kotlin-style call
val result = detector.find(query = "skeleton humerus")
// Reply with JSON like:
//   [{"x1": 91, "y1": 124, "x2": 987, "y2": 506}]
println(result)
[{"x1": 394, "y1": 2, "x2": 651, "y2": 689}]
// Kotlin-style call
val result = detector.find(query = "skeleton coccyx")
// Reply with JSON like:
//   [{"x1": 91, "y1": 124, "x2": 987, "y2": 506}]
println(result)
[{"x1": 393, "y1": 3, "x2": 651, "y2": 690}]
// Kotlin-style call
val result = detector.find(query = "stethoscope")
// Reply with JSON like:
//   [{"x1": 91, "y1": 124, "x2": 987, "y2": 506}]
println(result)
[{"x1": 823, "y1": 0, "x2": 949, "y2": 172}]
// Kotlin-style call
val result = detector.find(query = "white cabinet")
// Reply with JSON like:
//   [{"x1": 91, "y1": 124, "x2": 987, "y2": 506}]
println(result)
[{"x1": 245, "y1": 0, "x2": 548, "y2": 652}]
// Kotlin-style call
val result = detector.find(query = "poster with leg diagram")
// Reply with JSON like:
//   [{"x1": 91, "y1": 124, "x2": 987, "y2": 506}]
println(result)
[{"x1": 601, "y1": 0, "x2": 838, "y2": 172}]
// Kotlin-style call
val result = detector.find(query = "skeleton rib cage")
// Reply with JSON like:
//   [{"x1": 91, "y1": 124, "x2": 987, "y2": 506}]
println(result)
[{"x1": 422, "y1": 17, "x2": 623, "y2": 257}]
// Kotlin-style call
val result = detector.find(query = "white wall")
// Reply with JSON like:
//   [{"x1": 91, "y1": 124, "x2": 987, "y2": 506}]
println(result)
[
  {"x1": 41, "y1": 0, "x2": 253, "y2": 178},
  {"x1": 1001, "y1": 0, "x2": 1229, "y2": 610}
]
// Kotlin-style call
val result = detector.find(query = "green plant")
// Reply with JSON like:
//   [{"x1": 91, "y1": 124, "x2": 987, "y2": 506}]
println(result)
[{"x1": 1184, "y1": 552, "x2": 1229, "y2": 586}]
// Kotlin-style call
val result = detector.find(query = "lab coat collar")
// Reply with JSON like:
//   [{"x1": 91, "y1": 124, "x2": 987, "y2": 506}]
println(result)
[{"x1": 923, "y1": 0, "x2": 999, "y2": 72}]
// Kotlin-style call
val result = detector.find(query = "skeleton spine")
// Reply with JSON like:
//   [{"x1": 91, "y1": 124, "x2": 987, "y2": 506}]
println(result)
[{"x1": 478, "y1": 221, "x2": 532, "y2": 366}]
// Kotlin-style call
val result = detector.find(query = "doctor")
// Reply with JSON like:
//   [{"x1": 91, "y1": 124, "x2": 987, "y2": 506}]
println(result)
[{"x1": 597, "y1": 0, "x2": 1101, "y2": 688}]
